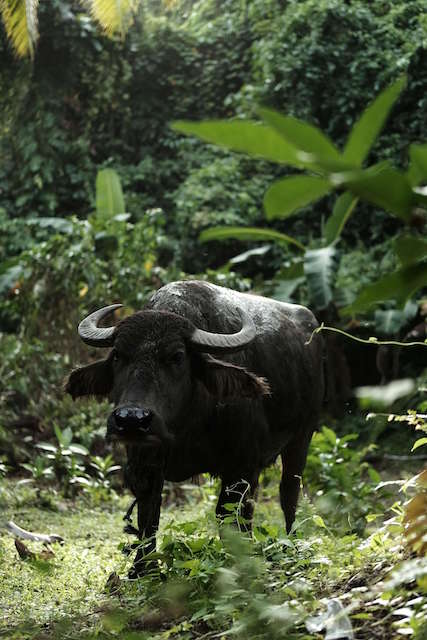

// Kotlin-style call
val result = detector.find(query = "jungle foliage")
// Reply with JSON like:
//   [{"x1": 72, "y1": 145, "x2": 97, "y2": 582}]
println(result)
[{"x1": 0, "y1": 1, "x2": 426, "y2": 639}]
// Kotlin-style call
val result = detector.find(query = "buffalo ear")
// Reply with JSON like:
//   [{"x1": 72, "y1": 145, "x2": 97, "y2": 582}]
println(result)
[
  {"x1": 65, "y1": 359, "x2": 112, "y2": 400},
  {"x1": 196, "y1": 354, "x2": 270, "y2": 401}
]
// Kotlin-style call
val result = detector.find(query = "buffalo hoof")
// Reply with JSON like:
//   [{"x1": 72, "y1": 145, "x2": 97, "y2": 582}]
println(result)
[{"x1": 128, "y1": 559, "x2": 162, "y2": 580}]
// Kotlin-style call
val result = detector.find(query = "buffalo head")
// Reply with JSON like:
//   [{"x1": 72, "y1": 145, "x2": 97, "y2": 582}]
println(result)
[{"x1": 65, "y1": 305, "x2": 269, "y2": 446}]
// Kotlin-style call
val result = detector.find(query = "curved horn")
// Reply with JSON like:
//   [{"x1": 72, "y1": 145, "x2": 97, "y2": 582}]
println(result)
[
  {"x1": 78, "y1": 304, "x2": 123, "y2": 347},
  {"x1": 190, "y1": 308, "x2": 256, "y2": 354}
]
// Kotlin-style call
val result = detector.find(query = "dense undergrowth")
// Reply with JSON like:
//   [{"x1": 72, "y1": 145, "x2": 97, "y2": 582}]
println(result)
[{"x1": 1, "y1": 448, "x2": 426, "y2": 640}]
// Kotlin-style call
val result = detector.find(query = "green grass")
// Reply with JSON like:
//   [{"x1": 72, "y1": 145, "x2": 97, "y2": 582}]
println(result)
[{"x1": 0, "y1": 474, "x2": 426, "y2": 640}]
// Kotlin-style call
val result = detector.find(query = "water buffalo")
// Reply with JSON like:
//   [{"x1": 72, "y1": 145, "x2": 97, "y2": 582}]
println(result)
[{"x1": 66, "y1": 280, "x2": 324, "y2": 577}]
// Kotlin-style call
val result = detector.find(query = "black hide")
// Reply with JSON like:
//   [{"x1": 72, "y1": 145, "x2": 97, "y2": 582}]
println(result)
[{"x1": 66, "y1": 280, "x2": 324, "y2": 577}]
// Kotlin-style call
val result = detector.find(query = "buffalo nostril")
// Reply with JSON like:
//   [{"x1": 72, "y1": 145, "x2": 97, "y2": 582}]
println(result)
[{"x1": 113, "y1": 407, "x2": 153, "y2": 434}]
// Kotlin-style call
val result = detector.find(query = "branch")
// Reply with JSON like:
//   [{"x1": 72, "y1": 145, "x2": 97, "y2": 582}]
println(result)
[{"x1": 305, "y1": 323, "x2": 427, "y2": 347}]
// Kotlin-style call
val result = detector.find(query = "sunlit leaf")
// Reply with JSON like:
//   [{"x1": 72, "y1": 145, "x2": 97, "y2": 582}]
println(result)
[
  {"x1": 83, "y1": 0, "x2": 138, "y2": 37},
  {"x1": 199, "y1": 226, "x2": 305, "y2": 251},
  {"x1": 412, "y1": 438, "x2": 427, "y2": 452},
  {"x1": 304, "y1": 247, "x2": 338, "y2": 310},
  {"x1": 264, "y1": 176, "x2": 331, "y2": 220},
  {"x1": 343, "y1": 261, "x2": 427, "y2": 314},
  {"x1": 355, "y1": 379, "x2": 415, "y2": 409},
  {"x1": 343, "y1": 76, "x2": 407, "y2": 166},
  {"x1": 258, "y1": 108, "x2": 341, "y2": 160},
  {"x1": 0, "y1": 0, "x2": 39, "y2": 57},
  {"x1": 172, "y1": 120, "x2": 302, "y2": 166},
  {"x1": 229, "y1": 245, "x2": 271, "y2": 266},
  {"x1": 95, "y1": 169, "x2": 126, "y2": 217},
  {"x1": 69, "y1": 444, "x2": 89, "y2": 456},
  {"x1": 324, "y1": 191, "x2": 358, "y2": 244}
]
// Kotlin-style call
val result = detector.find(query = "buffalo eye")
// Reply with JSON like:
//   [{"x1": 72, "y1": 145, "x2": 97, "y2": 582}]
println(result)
[{"x1": 169, "y1": 350, "x2": 185, "y2": 366}]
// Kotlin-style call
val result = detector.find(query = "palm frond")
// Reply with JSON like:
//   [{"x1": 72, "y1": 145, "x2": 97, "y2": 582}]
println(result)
[
  {"x1": 82, "y1": 0, "x2": 139, "y2": 38},
  {"x1": 0, "y1": 0, "x2": 39, "y2": 58}
]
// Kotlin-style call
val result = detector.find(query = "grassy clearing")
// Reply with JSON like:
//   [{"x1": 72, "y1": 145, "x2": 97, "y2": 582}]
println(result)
[{"x1": 1, "y1": 468, "x2": 426, "y2": 640}]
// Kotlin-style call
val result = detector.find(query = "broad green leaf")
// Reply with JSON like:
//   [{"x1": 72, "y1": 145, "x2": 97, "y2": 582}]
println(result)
[
  {"x1": 304, "y1": 246, "x2": 338, "y2": 310},
  {"x1": 69, "y1": 444, "x2": 89, "y2": 456},
  {"x1": 343, "y1": 261, "x2": 427, "y2": 314},
  {"x1": 84, "y1": 0, "x2": 137, "y2": 37},
  {"x1": 258, "y1": 108, "x2": 341, "y2": 160},
  {"x1": 264, "y1": 176, "x2": 331, "y2": 220},
  {"x1": 336, "y1": 163, "x2": 413, "y2": 221},
  {"x1": 276, "y1": 260, "x2": 305, "y2": 280},
  {"x1": 199, "y1": 226, "x2": 305, "y2": 251},
  {"x1": 407, "y1": 144, "x2": 427, "y2": 187},
  {"x1": 172, "y1": 120, "x2": 302, "y2": 166},
  {"x1": 96, "y1": 169, "x2": 126, "y2": 217},
  {"x1": 374, "y1": 301, "x2": 418, "y2": 335},
  {"x1": 272, "y1": 278, "x2": 304, "y2": 302},
  {"x1": 394, "y1": 235, "x2": 427, "y2": 266},
  {"x1": 343, "y1": 76, "x2": 407, "y2": 166},
  {"x1": 324, "y1": 191, "x2": 358, "y2": 244},
  {"x1": 35, "y1": 442, "x2": 57, "y2": 453},
  {"x1": 0, "y1": 0, "x2": 39, "y2": 57}
]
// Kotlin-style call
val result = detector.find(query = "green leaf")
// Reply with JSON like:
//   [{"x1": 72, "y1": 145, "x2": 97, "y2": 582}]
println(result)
[
  {"x1": 264, "y1": 176, "x2": 331, "y2": 220},
  {"x1": 407, "y1": 144, "x2": 427, "y2": 187},
  {"x1": 304, "y1": 247, "x2": 338, "y2": 310},
  {"x1": 374, "y1": 302, "x2": 417, "y2": 335},
  {"x1": 336, "y1": 163, "x2": 413, "y2": 221},
  {"x1": 69, "y1": 444, "x2": 89, "y2": 456},
  {"x1": 343, "y1": 261, "x2": 427, "y2": 314},
  {"x1": 276, "y1": 261, "x2": 305, "y2": 280},
  {"x1": 95, "y1": 168, "x2": 126, "y2": 218},
  {"x1": 322, "y1": 426, "x2": 337, "y2": 445},
  {"x1": 272, "y1": 278, "x2": 305, "y2": 302},
  {"x1": 343, "y1": 76, "x2": 407, "y2": 166},
  {"x1": 258, "y1": 108, "x2": 341, "y2": 160},
  {"x1": 324, "y1": 191, "x2": 358, "y2": 244},
  {"x1": 0, "y1": 0, "x2": 39, "y2": 58},
  {"x1": 199, "y1": 226, "x2": 305, "y2": 251},
  {"x1": 35, "y1": 442, "x2": 57, "y2": 453},
  {"x1": 172, "y1": 120, "x2": 301, "y2": 166},
  {"x1": 313, "y1": 515, "x2": 327, "y2": 529},
  {"x1": 394, "y1": 235, "x2": 427, "y2": 266},
  {"x1": 412, "y1": 438, "x2": 427, "y2": 452}
]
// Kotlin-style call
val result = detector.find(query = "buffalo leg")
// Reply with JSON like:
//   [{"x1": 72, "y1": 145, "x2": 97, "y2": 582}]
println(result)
[
  {"x1": 280, "y1": 432, "x2": 312, "y2": 533},
  {"x1": 216, "y1": 475, "x2": 259, "y2": 532},
  {"x1": 129, "y1": 474, "x2": 164, "y2": 579}
]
